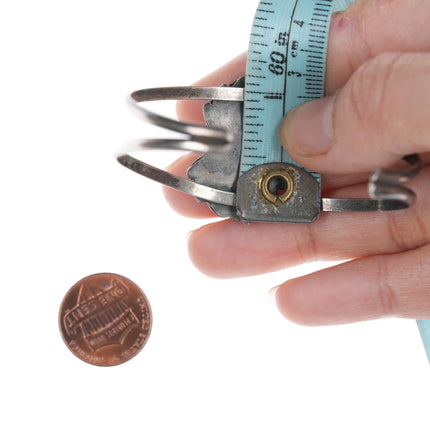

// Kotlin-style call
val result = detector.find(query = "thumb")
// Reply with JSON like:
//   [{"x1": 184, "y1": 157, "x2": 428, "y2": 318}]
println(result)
[{"x1": 279, "y1": 52, "x2": 430, "y2": 175}]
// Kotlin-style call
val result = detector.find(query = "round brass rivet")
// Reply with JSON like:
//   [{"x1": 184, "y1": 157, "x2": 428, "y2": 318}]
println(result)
[{"x1": 259, "y1": 168, "x2": 295, "y2": 205}]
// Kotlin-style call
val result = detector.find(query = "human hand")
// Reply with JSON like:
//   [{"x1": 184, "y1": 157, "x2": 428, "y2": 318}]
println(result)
[{"x1": 165, "y1": 0, "x2": 430, "y2": 326}]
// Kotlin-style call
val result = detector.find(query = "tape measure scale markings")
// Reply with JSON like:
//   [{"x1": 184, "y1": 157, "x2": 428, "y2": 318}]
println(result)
[{"x1": 241, "y1": 0, "x2": 353, "y2": 177}]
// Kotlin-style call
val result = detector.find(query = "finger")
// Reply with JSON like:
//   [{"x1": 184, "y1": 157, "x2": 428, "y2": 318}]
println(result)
[
  {"x1": 178, "y1": 0, "x2": 430, "y2": 124},
  {"x1": 326, "y1": 0, "x2": 430, "y2": 93},
  {"x1": 187, "y1": 166, "x2": 430, "y2": 278},
  {"x1": 163, "y1": 153, "x2": 216, "y2": 219},
  {"x1": 271, "y1": 244, "x2": 430, "y2": 326},
  {"x1": 280, "y1": 52, "x2": 430, "y2": 174}
]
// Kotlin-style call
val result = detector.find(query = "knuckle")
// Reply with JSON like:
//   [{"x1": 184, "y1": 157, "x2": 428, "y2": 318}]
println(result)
[
  {"x1": 384, "y1": 196, "x2": 430, "y2": 252},
  {"x1": 396, "y1": 245, "x2": 430, "y2": 318},
  {"x1": 345, "y1": 53, "x2": 405, "y2": 149},
  {"x1": 376, "y1": 256, "x2": 400, "y2": 317},
  {"x1": 415, "y1": 245, "x2": 430, "y2": 293},
  {"x1": 385, "y1": 212, "x2": 410, "y2": 252}
]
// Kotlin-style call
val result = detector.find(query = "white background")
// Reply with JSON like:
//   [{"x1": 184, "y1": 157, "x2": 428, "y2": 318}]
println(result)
[{"x1": 1, "y1": 1, "x2": 429, "y2": 429}]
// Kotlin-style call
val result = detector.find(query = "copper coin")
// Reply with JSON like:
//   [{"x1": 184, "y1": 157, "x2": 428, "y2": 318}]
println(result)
[{"x1": 59, "y1": 273, "x2": 152, "y2": 366}]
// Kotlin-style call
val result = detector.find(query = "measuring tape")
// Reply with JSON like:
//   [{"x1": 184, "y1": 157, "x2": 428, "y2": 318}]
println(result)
[
  {"x1": 418, "y1": 320, "x2": 430, "y2": 363},
  {"x1": 241, "y1": 0, "x2": 352, "y2": 177},
  {"x1": 235, "y1": 0, "x2": 354, "y2": 223}
]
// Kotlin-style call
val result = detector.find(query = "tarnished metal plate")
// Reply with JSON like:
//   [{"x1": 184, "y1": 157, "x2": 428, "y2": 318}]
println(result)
[{"x1": 236, "y1": 162, "x2": 321, "y2": 223}]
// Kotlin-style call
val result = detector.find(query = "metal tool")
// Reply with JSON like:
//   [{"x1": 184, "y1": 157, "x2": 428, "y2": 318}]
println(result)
[{"x1": 117, "y1": 0, "x2": 428, "y2": 363}]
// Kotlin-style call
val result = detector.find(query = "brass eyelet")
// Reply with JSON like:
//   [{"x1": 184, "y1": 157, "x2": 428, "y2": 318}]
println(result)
[{"x1": 258, "y1": 168, "x2": 295, "y2": 205}]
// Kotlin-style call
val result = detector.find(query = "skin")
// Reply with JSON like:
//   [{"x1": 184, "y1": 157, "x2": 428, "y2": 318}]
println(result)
[{"x1": 164, "y1": 0, "x2": 430, "y2": 326}]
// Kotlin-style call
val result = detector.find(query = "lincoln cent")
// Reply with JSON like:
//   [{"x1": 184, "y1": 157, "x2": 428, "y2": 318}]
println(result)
[{"x1": 59, "y1": 273, "x2": 152, "y2": 366}]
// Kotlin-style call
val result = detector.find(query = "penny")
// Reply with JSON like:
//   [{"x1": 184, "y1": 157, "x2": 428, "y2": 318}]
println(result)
[{"x1": 59, "y1": 273, "x2": 152, "y2": 366}]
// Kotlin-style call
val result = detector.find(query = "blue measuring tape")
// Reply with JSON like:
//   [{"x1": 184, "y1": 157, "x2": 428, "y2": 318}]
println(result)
[
  {"x1": 241, "y1": 0, "x2": 430, "y2": 365},
  {"x1": 240, "y1": 0, "x2": 352, "y2": 177},
  {"x1": 417, "y1": 320, "x2": 430, "y2": 363}
]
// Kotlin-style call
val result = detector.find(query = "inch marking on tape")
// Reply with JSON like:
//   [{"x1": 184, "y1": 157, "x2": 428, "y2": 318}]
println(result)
[{"x1": 240, "y1": 0, "x2": 353, "y2": 178}]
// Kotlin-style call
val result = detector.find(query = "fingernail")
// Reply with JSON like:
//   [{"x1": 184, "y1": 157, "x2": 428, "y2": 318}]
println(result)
[
  {"x1": 269, "y1": 285, "x2": 280, "y2": 308},
  {"x1": 186, "y1": 230, "x2": 196, "y2": 241},
  {"x1": 279, "y1": 96, "x2": 335, "y2": 157}
]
